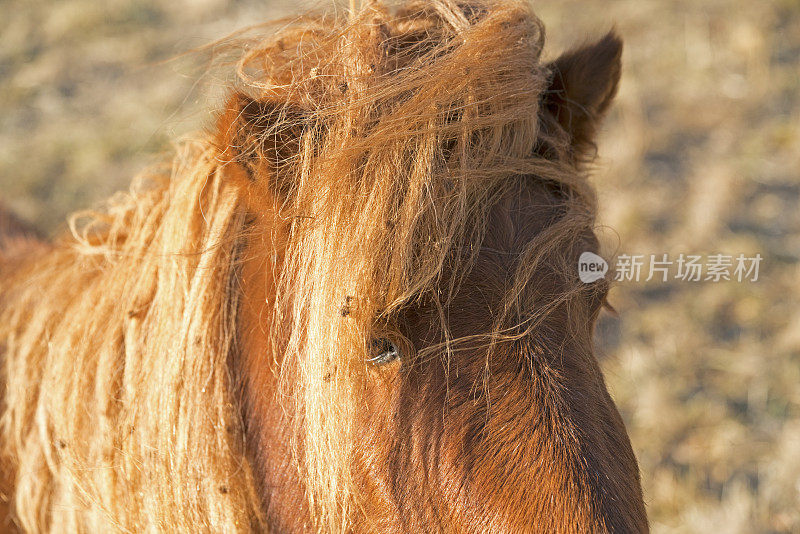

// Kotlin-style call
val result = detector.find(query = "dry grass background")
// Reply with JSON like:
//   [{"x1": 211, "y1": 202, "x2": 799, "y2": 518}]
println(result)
[{"x1": 1, "y1": 0, "x2": 799, "y2": 532}]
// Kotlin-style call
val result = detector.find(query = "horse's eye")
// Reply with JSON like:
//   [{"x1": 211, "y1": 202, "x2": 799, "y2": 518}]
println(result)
[{"x1": 368, "y1": 338, "x2": 401, "y2": 365}]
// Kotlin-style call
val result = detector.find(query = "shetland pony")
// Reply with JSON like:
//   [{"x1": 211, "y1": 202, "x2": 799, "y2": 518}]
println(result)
[{"x1": 0, "y1": 0, "x2": 648, "y2": 532}]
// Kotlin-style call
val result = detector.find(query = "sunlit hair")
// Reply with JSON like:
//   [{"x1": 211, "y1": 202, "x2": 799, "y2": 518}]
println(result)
[{"x1": 0, "y1": 0, "x2": 598, "y2": 531}]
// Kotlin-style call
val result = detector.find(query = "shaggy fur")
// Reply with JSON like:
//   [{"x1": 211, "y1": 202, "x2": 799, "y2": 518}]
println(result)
[{"x1": 0, "y1": 0, "x2": 647, "y2": 532}]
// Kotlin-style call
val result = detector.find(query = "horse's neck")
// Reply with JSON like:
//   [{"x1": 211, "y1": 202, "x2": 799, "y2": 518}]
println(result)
[
  {"x1": 0, "y1": 204, "x2": 46, "y2": 268},
  {"x1": 235, "y1": 215, "x2": 312, "y2": 529}
]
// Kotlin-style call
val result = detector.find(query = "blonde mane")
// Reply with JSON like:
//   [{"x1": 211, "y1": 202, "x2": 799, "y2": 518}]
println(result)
[
  {"x1": 0, "y1": 0, "x2": 599, "y2": 531},
  {"x1": 1, "y1": 140, "x2": 264, "y2": 531}
]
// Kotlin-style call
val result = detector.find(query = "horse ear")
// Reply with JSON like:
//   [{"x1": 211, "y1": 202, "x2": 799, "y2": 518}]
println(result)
[
  {"x1": 544, "y1": 31, "x2": 622, "y2": 163},
  {"x1": 215, "y1": 92, "x2": 308, "y2": 198}
]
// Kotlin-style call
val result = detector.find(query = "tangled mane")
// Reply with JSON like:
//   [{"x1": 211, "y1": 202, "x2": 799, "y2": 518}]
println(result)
[{"x1": 0, "y1": 0, "x2": 602, "y2": 531}]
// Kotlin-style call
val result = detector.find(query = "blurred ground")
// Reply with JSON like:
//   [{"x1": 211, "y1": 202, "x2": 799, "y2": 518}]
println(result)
[{"x1": 1, "y1": 0, "x2": 799, "y2": 532}]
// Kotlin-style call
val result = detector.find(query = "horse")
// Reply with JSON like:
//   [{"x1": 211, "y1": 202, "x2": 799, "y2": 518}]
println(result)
[{"x1": 0, "y1": 0, "x2": 648, "y2": 531}]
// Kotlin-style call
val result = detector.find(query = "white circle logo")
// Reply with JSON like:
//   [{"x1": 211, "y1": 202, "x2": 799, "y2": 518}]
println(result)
[{"x1": 578, "y1": 252, "x2": 608, "y2": 283}]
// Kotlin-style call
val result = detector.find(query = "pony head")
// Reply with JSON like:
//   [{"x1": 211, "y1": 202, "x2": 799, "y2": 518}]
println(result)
[{"x1": 218, "y1": 0, "x2": 646, "y2": 531}]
